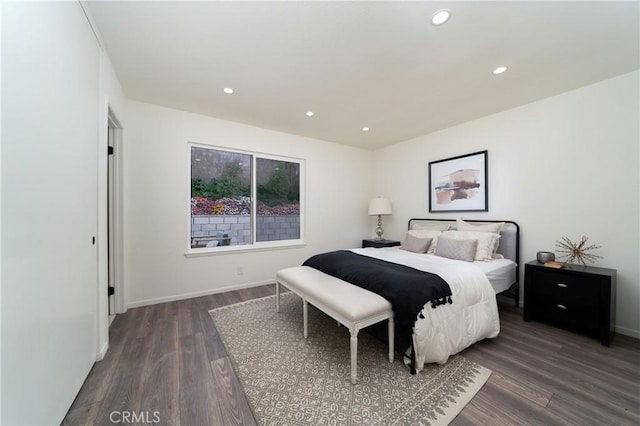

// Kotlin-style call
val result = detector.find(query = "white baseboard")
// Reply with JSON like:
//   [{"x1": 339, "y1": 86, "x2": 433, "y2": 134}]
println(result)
[
  {"x1": 96, "y1": 340, "x2": 109, "y2": 361},
  {"x1": 126, "y1": 279, "x2": 274, "y2": 309},
  {"x1": 615, "y1": 325, "x2": 640, "y2": 339}
]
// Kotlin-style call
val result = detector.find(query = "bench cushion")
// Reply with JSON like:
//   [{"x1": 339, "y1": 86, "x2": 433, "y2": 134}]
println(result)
[{"x1": 276, "y1": 266, "x2": 392, "y2": 323}]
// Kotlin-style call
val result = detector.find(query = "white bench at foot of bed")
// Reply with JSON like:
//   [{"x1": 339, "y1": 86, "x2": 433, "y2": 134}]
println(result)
[{"x1": 275, "y1": 266, "x2": 394, "y2": 385}]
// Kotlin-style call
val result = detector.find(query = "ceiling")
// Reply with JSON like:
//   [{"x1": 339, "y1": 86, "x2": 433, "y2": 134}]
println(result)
[{"x1": 87, "y1": 1, "x2": 639, "y2": 150}]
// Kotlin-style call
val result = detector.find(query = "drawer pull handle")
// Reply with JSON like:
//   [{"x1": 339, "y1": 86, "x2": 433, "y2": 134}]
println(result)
[
  {"x1": 557, "y1": 304, "x2": 567, "y2": 310},
  {"x1": 557, "y1": 283, "x2": 568, "y2": 288}
]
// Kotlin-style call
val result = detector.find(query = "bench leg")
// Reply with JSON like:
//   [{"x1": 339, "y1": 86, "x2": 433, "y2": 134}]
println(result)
[
  {"x1": 388, "y1": 316, "x2": 394, "y2": 363},
  {"x1": 350, "y1": 329, "x2": 358, "y2": 385},
  {"x1": 303, "y1": 299, "x2": 308, "y2": 338},
  {"x1": 275, "y1": 281, "x2": 280, "y2": 313}
]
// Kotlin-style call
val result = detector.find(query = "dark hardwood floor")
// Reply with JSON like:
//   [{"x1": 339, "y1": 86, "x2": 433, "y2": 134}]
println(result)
[{"x1": 63, "y1": 286, "x2": 640, "y2": 425}]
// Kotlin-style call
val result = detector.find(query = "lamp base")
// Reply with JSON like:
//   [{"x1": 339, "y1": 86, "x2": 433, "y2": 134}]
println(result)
[
  {"x1": 375, "y1": 215, "x2": 384, "y2": 239},
  {"x1": 375, "y1": 227, "x2": 384, "y2": 239}
]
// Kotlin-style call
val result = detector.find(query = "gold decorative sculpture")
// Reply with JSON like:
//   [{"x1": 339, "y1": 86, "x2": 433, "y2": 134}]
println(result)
[{"x1": 555, "y1": 236, "x2": 602, "y2": 265}]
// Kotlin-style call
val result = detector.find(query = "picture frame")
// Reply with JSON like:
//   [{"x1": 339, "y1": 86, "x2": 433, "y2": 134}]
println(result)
[{"x1": 428, "y1": 150, "x2": 488, "y2": 213}]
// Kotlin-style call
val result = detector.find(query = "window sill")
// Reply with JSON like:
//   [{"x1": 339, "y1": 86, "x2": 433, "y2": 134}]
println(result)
[{"x1": 184, "y1": 240, "x2": 306, "y2": 258}]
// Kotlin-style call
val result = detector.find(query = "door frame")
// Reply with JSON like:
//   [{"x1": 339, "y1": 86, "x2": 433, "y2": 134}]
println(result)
[
  {"x1": 107, "y1": 110, "x2": 125, "y2": 315},
  {"x1": 97, "y1": 102, "x2": 125, "y2": 360}
]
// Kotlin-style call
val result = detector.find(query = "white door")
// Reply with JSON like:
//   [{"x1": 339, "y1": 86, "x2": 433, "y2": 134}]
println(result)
[{"x1": 2, "y1": 2, "x2": 100, "y2": 424}]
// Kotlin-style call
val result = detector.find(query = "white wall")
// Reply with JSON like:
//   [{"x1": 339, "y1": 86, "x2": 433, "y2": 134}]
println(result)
[
  {"x1": 0, "y1": 2, "x2": 4, "y2": 421},
  {"x1": 124, "y1": 101, "x2": 373, "y2": 306},
  {"x1": 372, "y1": 71, "x2": 640, "y2": 337},
  {"x1": 1, "y1": 2, "x2": 101, "y2": 423}
]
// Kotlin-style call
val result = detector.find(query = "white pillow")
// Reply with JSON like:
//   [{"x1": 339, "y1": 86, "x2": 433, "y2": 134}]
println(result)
[
  {"x1": 456, "y1": 218, "x2": 504, "y2": 234},
  {"x1": 441, "y1": 230, "x2": 500, "y2": 261},
  {"x1": 413, "y1": 223, "x2": 451, "y2": 231},
  {"x1": 407, "y1": 229, "x2": 443, "y2": 254}
]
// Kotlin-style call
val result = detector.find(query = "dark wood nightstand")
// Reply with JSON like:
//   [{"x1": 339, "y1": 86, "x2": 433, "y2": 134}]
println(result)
[
  {"x1": 362, "y1": 239, "x2": 401, "y2": 248},
  {"x1": 523, "y1": 260, "x2": 616, "y2": 346}
]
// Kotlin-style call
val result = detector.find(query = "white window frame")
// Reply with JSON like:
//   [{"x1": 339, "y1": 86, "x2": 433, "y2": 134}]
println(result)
[{"x1": 185, "y1": 143, "x2": 305, "y2": 257}]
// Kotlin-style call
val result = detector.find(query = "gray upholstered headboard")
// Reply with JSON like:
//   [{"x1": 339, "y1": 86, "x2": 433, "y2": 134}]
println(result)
[{"x1": 407, "y1": 218, "x2": 519, "y2": 264}]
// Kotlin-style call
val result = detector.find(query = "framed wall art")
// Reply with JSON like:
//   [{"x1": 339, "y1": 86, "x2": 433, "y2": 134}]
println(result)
[{"x1": 428, "y1": 150, "x2": 488, "y2": 213}]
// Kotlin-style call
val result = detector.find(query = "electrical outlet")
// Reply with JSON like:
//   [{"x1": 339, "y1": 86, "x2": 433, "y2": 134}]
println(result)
[{"x1": 237, "y1": 266, "x2": 244, "y2": 276}]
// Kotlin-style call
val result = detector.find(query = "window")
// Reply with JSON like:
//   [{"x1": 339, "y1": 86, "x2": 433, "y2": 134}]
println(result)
[{"x1": 190, "y1": 144, "x2": 303, "y2": 252}]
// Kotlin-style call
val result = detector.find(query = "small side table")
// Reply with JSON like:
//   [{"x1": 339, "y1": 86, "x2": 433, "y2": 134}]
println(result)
[{"x1": 362, "y1": 239, "x2": 401, "y2": 248}]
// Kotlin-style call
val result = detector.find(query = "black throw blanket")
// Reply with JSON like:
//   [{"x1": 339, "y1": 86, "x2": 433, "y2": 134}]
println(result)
[{"x1": 302, "y1": 250, "x2": 452, "y2": 332}]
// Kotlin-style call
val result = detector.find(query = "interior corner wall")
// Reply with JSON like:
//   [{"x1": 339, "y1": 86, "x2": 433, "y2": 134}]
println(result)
[
  {"x1": 123, "y1": 101, "x2": 373, "y2": 306},
  {"x1": 372, "y1": 71, "x2": 640, "y2": 337}
]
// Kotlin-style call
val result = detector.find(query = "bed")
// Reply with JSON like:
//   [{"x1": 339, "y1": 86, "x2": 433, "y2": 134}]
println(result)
[
  {"x1": 405, "y1": 218, "x2": 520, "y2": 303},
  {"x1": 303, "y1": 218, "x2": 520, "y2": 372}
]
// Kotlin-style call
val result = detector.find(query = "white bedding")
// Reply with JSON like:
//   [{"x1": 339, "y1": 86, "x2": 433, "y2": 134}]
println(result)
[
  {"x1": 351, "y1": 247, "x2": 501, "y2": 369},
  {"x1": 473, "y1": 257, "x2": 517, "y2": 294}
]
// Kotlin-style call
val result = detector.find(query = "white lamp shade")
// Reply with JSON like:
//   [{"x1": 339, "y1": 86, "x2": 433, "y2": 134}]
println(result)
[{"x1": 368, "y1": 197, "x2": 392, "y2": 216}]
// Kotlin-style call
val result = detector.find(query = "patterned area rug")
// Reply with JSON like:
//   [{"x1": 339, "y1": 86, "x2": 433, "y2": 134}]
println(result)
[{"x1": 209, "y1": 292, "x2": 490, "y2": 426}]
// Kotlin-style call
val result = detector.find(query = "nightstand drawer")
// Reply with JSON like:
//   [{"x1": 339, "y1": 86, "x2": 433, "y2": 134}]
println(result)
[
  {"x1": 528, "y1": 269, "x2": 600, "y2": 305},
  {"x1": 531, "y1": 294, "x2": 599, "y2": 329}
]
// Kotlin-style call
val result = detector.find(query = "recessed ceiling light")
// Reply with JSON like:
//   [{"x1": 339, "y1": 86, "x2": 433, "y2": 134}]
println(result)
[
  {"x1": 431, "y1": 10, "x2": 450, "y2": 25},
  {"x1": 493, "y1": 66, "x2": 508, "y2": 75},
  {"x1": 306, "y1": 111, "x2": 315, "y2": 117},
  {"x1": 223, "y1": 87, "x2": 234, "y2": 94},
  {"x1": 362, "y1": 127, "x2": 370, "y2": 132}
]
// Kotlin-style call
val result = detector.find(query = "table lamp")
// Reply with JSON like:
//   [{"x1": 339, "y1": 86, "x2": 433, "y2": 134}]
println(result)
[{"x1": 368, "y1": 197, "x2": 392, "y2": 239}]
